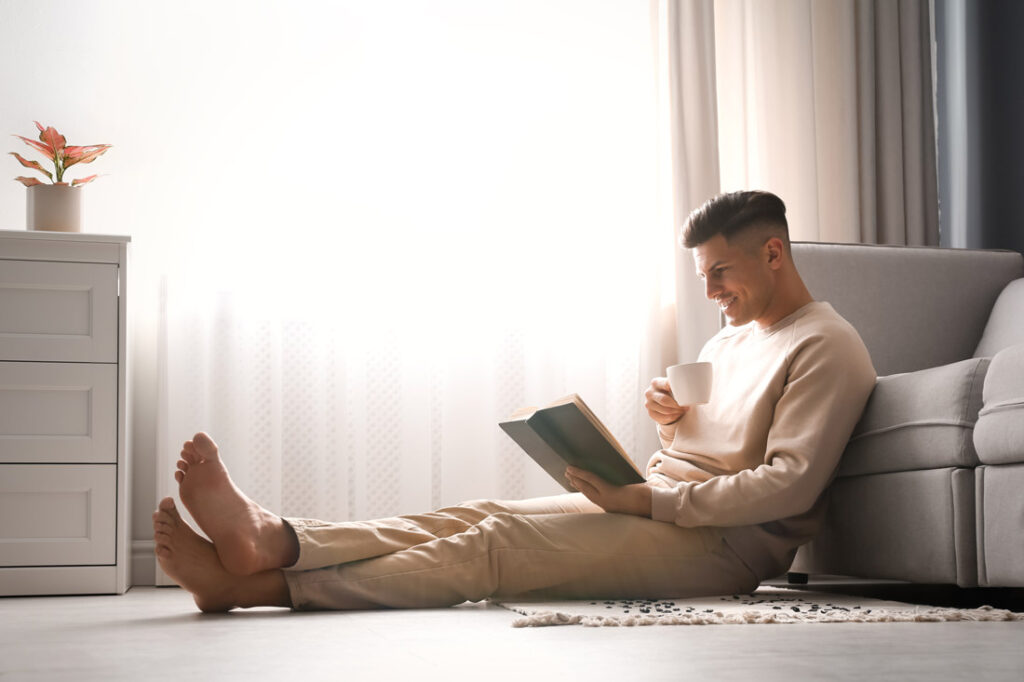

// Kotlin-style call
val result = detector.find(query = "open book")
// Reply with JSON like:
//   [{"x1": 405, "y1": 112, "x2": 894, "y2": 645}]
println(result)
[{"x1": 499, "y1": 393, "x2": 645, "y2": 492}]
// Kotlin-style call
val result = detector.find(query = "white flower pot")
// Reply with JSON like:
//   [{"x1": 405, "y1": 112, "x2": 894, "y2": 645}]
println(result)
[{"x1": 27, "y1": 184, "x2": 82, "y2": 232}]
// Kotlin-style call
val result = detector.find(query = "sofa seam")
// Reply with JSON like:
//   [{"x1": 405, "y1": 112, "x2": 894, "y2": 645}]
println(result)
[
  {"x1": 962, "y1": 358, "x2": 989, "y2": 424},
  {"x1": 976, "y1": 466, "x2": 987, "y2": 586},
  {"x1": 959, "y1": 358, "x2": 989, "y2": 465},
  {"x1": 949, "y1": 471, "x2": 960, "y2": 585},
  {"x1": 949, "y1": 468, "x2": 978, "y2": 587},
  {"x1": 849, "y1": 420, "x2": 975, "y2": 442},
  {"x1": 838, "y1": 460, "x2": 968, "y2": 479},
  {"x1": 978, "y1": 399, "x2": 1024, "y2": 417}
]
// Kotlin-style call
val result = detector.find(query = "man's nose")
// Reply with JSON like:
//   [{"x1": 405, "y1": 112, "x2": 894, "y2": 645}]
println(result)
[{"x1": 704, "y1": 278, "x2": 719, "y2": 300}]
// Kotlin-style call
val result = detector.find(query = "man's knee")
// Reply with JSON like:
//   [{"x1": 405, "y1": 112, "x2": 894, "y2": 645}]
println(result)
[{"x1": 454, "y1": 498, "x2": 510, "y2": 515}]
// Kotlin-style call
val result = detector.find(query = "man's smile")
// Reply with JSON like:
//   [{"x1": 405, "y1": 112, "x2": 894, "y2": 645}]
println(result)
[{"x1": 717, "y1": 295, "x2": 738, "y2": 313}]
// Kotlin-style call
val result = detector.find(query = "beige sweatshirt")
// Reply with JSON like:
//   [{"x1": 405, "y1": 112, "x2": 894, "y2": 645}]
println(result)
[{"x1": 647, "y1": 301, "x2": 876, "y2": 578}]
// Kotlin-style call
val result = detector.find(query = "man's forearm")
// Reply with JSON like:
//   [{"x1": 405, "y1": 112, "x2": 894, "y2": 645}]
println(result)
[
  {"x1": 624, "y1": 482, "x2": 654, "y2": 518},
  {"x1": 564, "y1": 467, "x2": 654, "y2": 518}
]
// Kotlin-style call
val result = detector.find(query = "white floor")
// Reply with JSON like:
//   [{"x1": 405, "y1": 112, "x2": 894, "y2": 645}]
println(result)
[{"x1": 2, "y1": 583, "x2": 1023, "y2": 682}]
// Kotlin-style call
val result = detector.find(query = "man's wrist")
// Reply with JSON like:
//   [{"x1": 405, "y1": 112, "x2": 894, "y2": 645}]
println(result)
[{"x1": 631, "y1": 483, "x2": 653, "y2": 518}]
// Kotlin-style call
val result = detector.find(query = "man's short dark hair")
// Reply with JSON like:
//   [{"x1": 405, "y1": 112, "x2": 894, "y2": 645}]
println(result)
[{"x1": 681, "y1": 190, "x2": 789, "y2": 250}]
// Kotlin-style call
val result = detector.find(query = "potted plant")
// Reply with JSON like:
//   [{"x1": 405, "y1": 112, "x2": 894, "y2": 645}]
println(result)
[{"x1": 10, "y1": 122, "x2": 111, "y2": 232}]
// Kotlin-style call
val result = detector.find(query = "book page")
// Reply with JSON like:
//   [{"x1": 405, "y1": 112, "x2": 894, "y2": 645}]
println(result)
[{"x1": 506, "y1": 405, "x2": 537, "y2": 420}]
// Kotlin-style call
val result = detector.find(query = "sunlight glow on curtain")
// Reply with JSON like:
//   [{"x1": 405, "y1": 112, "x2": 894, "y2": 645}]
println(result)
[{"x1": 155, "y1": 1, "x2": 670, "y2": 524}]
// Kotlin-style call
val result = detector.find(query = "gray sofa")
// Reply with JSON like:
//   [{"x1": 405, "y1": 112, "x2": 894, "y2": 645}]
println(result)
[{"x1": 787, "y1": 242, "x2": 1024, "y2": 587}]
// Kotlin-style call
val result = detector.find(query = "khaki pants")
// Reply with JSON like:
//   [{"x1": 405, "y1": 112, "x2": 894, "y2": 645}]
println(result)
[{"x1": 281, "y1": 493, "x2": 760, "y2": 610}]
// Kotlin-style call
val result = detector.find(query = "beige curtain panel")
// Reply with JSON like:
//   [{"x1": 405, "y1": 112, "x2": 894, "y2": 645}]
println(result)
[{"x1": 676, "y1": 0, "x2": 940, "y2": 246}]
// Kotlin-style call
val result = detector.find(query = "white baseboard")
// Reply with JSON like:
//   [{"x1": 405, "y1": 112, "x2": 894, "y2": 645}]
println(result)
[{"x1": 131, "y1": 540, "x2": 156, "y2": 586}]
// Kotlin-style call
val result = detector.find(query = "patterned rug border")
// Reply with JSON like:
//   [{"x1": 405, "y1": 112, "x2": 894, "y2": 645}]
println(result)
[{"x1": 495, "y1": 586, "x2": 1024, "y2": 627}]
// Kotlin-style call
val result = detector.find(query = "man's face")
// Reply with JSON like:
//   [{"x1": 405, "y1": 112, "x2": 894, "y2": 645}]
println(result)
[{"x1": 692, "y1": 233, "x2": 777, "y2": 327}]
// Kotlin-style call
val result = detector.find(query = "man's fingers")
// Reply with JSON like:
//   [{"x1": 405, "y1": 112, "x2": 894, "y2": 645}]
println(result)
[
  {"x1": 648, "y1": 400, "x2": 678, "y2": 416},
  {"x1": 646, "y1": 396, "x2": 684, "y2": 420},
  {"x1": 566, "y1": 467, "x2": 607, "y2": 495},
  {"x1": 566, "y1": 466, "x2": 596, "y2": 486},
  {"x1": 646, "y1": 379, "x2": 682, "y2": 410},
  {"x1": 651, "y1": 390, "x2": 680, "y2": 409},
  {"x1": 645, "y1": 399, "x2": 690, "y2": 425},
  {"x1": 566, "y1": 474, "x2": 609, "y2": 512},
  {"x1": 565, "y1": 471, "x2": 597, "y2": 499}
]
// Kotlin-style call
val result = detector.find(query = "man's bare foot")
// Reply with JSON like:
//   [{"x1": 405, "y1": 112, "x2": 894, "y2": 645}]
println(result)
[
  {"x1": 153, "y1": 497, "x2": 240, "y2": 612},
  {"x1": 175, "y1": 432, "x2": 299, "y2": 576},
  {"x1": 153, "y1": 498, "x2": 292, "y2": 612}
]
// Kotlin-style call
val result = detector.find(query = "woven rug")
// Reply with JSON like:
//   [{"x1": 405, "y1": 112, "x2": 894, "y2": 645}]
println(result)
[{"x1": 495, "y1": 586, "x2": 1024, "y2": 627}]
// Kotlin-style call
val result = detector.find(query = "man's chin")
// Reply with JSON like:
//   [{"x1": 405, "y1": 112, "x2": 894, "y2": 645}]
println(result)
[{"x1": 723, "y1": 311, "x2": 750, "y2": 326}]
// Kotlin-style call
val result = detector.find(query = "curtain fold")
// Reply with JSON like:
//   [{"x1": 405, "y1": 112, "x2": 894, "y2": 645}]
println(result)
[
  {"x1": 860, "y1": 0, "x2": 940, "y2": 245},
  {"x1": 663, "y1": 0, "x2": 723, "y2": 363}
]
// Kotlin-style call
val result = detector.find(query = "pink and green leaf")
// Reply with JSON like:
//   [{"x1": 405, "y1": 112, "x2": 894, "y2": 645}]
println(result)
[
  {"x1": 15, "y1": 176, "x2": 44, "y2": 187},
  {"x1": 36, "y1": 125, "x2": 66, "y2": 156},
  {"x1": 14, "y1": 134, "x2": 55, "y2": 160},
  {"x1": 9, "y1": 152, "x2": 54, "y2": 180},
  {"x1": 71, "y1": 174, "x2": 98, "y2": 187},
  {"x1": 64, "y1": 144, "x2": 111, "y2": 168}
]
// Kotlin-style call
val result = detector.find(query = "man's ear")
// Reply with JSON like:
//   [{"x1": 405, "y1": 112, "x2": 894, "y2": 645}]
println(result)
[{"x1": 764, "y1": 237, "x2": 785, "y2": 269}]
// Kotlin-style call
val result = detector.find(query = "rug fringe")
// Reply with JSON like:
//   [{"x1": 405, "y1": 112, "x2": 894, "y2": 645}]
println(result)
[{"x1": 509, "y1": 605, "x2": 1024, "y2": 628}]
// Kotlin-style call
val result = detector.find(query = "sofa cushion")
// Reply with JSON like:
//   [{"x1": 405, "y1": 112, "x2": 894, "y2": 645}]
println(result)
[
  {"x1": 975, "y1": 278, "x2": 1024, "y2": 358},
  {"x1": 973, "y1": 343, "x2": 1024, "y2": 465},
  {"x1": 837, "y1": 357, "x2": 989, "y2": 477},
  {"x1": 793, "y1": 244, "x2": 1022, "y2": 376},
  {"x1": 792, "y1": 467, "x2": 976, "y2": 586}
]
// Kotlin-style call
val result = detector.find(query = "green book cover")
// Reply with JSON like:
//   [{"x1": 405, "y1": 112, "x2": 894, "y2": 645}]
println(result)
[{"x1": 499, "y1": 394, "x2": 645, "y2": 490}]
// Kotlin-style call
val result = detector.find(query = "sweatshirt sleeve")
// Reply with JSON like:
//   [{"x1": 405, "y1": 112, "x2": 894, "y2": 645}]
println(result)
[
  {"x1": 656, "y1": 421, "x2": 678, "y2": 450},
  {"x1": 650, "y1": 329, "x2": 876, "y2": 528}
]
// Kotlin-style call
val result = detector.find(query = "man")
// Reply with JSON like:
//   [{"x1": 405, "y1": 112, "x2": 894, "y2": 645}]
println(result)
[{"x1": 153, "y1": 190, "x2": 876, "y2": 612}]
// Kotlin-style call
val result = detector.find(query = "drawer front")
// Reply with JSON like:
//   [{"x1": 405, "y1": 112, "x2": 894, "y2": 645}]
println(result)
[
  {"x1": 0, "y1": 464, "x2": 116, "y2": 567},
  {"x1": 0, "y1": 362, "x2": 117, "y2": 463},
  {"x1": 0, "y1": 259, "x2": 118, "y2": 363}
]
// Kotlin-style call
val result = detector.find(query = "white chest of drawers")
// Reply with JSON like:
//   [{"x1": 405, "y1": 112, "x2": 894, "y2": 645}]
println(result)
[{"x1": 0, "y1": 230, "x2": 130, "y2": 595}]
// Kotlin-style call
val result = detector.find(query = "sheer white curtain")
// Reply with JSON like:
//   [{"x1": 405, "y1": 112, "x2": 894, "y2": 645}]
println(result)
[
  {"x1": 658, "y1": 0, "x2": 723, "y2": 363},
  {"x1": 154, "y1": 1, "x2": 672, "y2": 533}
]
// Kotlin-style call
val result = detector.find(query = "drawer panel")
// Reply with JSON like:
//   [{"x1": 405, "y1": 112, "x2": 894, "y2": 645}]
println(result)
[
  {"x1": 0, "y1": 259, "x2": 118, "y2": 363},
  {"x1": 0, "y1": 362, "x2": 117, "y2": 463},
  {"x1": 0, "y1": 465, "x2": 116, "y2": 567}
]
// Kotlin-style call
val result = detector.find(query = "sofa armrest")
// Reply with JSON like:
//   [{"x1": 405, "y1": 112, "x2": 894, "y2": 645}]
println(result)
[
  {"x1": 975, "y1": 279, "x2": 1024, "y2": 357},
  {"x1": 974, "y1": 343, "x2": 1024, "y2": 465},
  {"x1": 838, "y1": 357, "x2": 989, "y2": 477}
]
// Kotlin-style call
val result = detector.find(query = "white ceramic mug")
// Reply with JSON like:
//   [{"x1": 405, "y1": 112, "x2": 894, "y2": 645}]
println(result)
[{"x1": 666, "y1": 361, "x2": 713, "y2": 405}]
